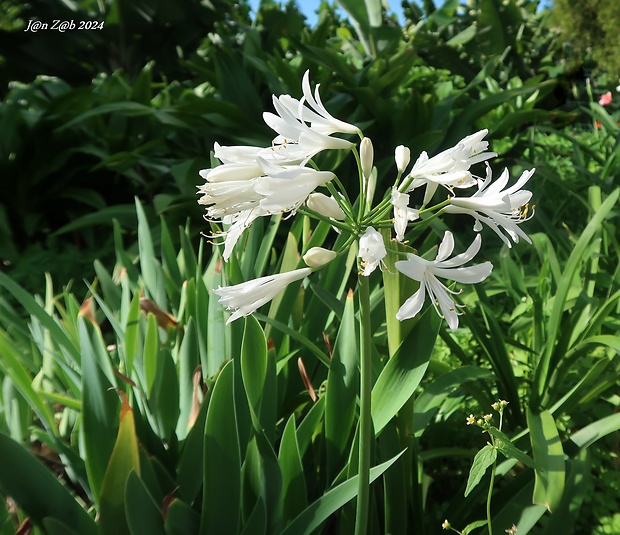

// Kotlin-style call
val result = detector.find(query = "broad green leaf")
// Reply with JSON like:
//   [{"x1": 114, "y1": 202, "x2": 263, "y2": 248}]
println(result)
[
  {"x1": 280, "y1": 450, "x2": 405, "y2": 535},
  {"x1": 568, "y1": 412, "x2": 620, "y2": 451},
  {"x1": 240, "y1": 498, "x2": 267, "y2": 535},
  {"x1": 325, "y1": 289, "x2": 358, "y2": 478},
  {"x1": 528, "y1": 409, "x2": 565, "y2": 512},
  {"x1": 80, "y1": 319, "x2": 119, "y2": 506},
  {"x1": 278, "y1": 416, "x2": 308, "y2": 527},
  {"x1": 241, "y1": 315, "x2": 268, "y2": 414},
  {"x1": 296, "y1": 396, "x2": 326, "y2": 457},
  {"x1": 176, "y1": 395, "x2": 210, "y2": 504},
  {"x1": 163, "y1": 499, "x2": 201, "y2": 535},
  {"x1": 465, "y1": 444, "x2": 497, "y2": 497},
  {"x1": 99, "y1": 394, "x2": 141, "y2": 535},
  {"x1": 151, "y1": 348, "x2": 180, "y2": 439},
  {"x1": 201, "y1": 361, "x2": 241, "y2": 534},
  {"x1": 0, "y1": 434, "x2": 97, "y2": 535},
  {"x1": 125, "y1": 471, "x2": 166, "y2": 535},
  {"x1": 372, "y1": 310, "x2": 440, "y2": 434}
]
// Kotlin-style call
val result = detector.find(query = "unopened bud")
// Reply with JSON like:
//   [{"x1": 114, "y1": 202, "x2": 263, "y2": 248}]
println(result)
[
  {"x1": 395, "y1": 145, "x2": 410, "y2": 173},
  {"x1": 303, "y1": 247, "x2": 337, "y2": 267},
  {"x1": 360, "y1": 137, "x2": 374, "y2": 180},
  {"x1": 306, "y1": 193, "x2": 346, "y2": 220}
]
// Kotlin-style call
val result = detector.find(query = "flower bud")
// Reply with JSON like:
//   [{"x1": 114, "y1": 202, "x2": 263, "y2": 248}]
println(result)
[
  {"x1": 306, "y1": 193, "x2": 346, "y2": 220},
  {"x1": 360, "y1": 137, "x2": 374, "y2": 180},
  {"x1": 303, "y1": 247, "x2": 337, "y2": 267},
  {"x1": 395, "y1": 145, "x2": 410, "y2": 173}
]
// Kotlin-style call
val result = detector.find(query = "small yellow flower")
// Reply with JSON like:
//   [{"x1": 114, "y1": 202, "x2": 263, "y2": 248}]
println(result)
[
  {"x1": 505, "y1": 524, "x2": 518, "y2": 535},
  {"x1": 442, "y1": 519, "x2": 451, "y2": 529},
  {"x1": 466, "y1": 414, "x2": 476, "y2": 425},
  {"x1": 484, "y1": 414, "x2": 493, "y2": 422}
]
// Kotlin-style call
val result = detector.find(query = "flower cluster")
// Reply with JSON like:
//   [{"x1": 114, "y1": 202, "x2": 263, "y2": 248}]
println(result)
[{"x1": 199, "y1": 72, "x2": 535, "y2": 331}]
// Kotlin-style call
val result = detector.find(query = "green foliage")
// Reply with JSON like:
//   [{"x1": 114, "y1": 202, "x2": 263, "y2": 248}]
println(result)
[
  {"x1": 551, "y1": 0, "x2": 620, "y2": 79},
  {"x1": 0, "y1": 1, "x2": 619, "y2": 534}
]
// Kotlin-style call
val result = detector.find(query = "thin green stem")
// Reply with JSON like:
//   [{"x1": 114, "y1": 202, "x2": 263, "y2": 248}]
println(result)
[
  {"x1": 486, "y1": 460, "x2": 496, "y2": 535},
  {"x1": 354, "y1": 274, "x2": 372, "y2": 535}
]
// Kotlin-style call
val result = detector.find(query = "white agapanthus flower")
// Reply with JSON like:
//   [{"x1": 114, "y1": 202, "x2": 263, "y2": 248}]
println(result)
[
  {"x1": 444, "y1": 164, "x2": 535, "y2": 247},
  {"x1": 358, "y1": 227, "x2": 387, "y2": 276},
  {"x1": 214, "y1": 268, "x2": 312, "y2": 324},
  {"x1": 263, "y1": 70, "x2": 359, "y2": 162},
  {"x1": 405, "y1": 130, "x2": 497, "y2": 205},
  {"x1": 391, "y1": 188, "x2": 419, "y2": 242},
  {"x1": 395, "y1": 231, "x2": 492, "y2": 331}
]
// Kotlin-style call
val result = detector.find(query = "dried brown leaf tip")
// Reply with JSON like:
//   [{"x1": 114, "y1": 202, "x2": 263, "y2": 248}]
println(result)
[
  {"x1": 78, "y1": 296, "x2": 97, "y2": 325},
  {"x1": 298, "y1": 357, "x2": 317, "y2": 402},
  {"x1": 140, "y1": 297, "x2": 178, "y2": 329}
]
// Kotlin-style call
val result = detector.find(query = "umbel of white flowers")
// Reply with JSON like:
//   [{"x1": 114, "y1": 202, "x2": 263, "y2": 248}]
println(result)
[{"x1": 198, "y1": 71, "x2": 535, "y2": 331}]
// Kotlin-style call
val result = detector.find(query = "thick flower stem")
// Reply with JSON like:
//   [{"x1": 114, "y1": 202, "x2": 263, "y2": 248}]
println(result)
[{"x1": 355, "y1": 274, "x2": 373, "y2": 535}]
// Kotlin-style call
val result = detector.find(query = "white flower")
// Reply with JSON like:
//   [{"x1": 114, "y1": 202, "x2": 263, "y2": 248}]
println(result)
[
  {"x1": 306, "y1": 192, "x2": 346, "y2": 220},
  {"x1": 297, "y1": 70, "x2": 360, "y2": 136},
  {"x1": 215, "y1": 268, "x2": 312, "y2": 324},
  {"x1": 303, "y1": 247, "x2": 337, "y2": 267},
  {"x1": 391, "y1": 188, "x2": 419, "y2": 242},
  {"x1": 395, "y1": 231, "x2": 492, "y2": 331},
  {"x1": 395, "y1": 145, "x2": 411, "y2": 173},
  {"x1": 254, "y1": 157, "x2": 335, "y2": 214},
  {"x1": 263, "y1": 71, "x2": 358, "y2": 161},
  {"x1": 405, "y1": 130, "x2": 497, "y2": 205},
  {"x1": 358, "y1": 227, "x2": 387, "y2": 276},
  {"x1": 444, "y1": 165, "x2": 535, "y2": 247}
]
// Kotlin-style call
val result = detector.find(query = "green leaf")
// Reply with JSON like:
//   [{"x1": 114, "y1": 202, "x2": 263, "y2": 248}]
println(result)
[
  {"x1": 533, "y1": 188, "x2": 620, "y2": 407},
  {"x1": 280, "y1": 450, "x2": 405, "y2": 535},
  {"x1": 462, "y1": 520, "x2": 489, "y2": 535},
  {"x1": 99, "y1": 394, "x2": 141, "y2": 535},
  {"x1": 325, "y1": 289, "x2": 358, "y2": 478},
  {"x1": 278, "y1": 416, "x2": 308, "y2": 527},
  {"x1": 488, "y1": 428, "x2": 536, "y2": 469},
  {"x1": 413, "y1": 366, "x2": 493, "y2": 438},
  {"x1": 125, "y1": 471, "x2": 166, "y2": 535},
  {"x1": 465, "y1": 444, "x2": 497, "y2": 497},
  {"x1": 528, "y1": 409, "x2": 565, "y2": 512},
  {"x1": 143, "y1": 312, "x2": 160, "y2": 395},
  {"x1": 372, "y1": 310, "x2": 440, "y2": 434},
  {"x1": 201, "y1": 361, "x2": 241, "y2": 534},
  {"x1": 568, "y1": 412, "x2": 620, "y2": 451},
  {"x1": 163, "y1": 499, "x2": 201, "y2": 535},
  {"x1": 80, "y1": 319, "x2": 119, "y2": 506},
  {"x1": 0, "y1": 434, "x2": 97, "y2": 535},
  {"x1": 241, "y1": 315, "x2": 268, "y2": 414}
]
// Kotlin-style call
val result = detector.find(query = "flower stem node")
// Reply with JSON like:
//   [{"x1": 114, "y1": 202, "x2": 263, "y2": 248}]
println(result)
[{"x1": 303, "y1": 247, "x2": 337, "y2": 267}]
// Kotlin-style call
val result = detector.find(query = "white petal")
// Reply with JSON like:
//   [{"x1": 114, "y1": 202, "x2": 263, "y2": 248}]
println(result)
[{"x1": 396, "y1": 286, "x2": 426, "y2": 321}]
